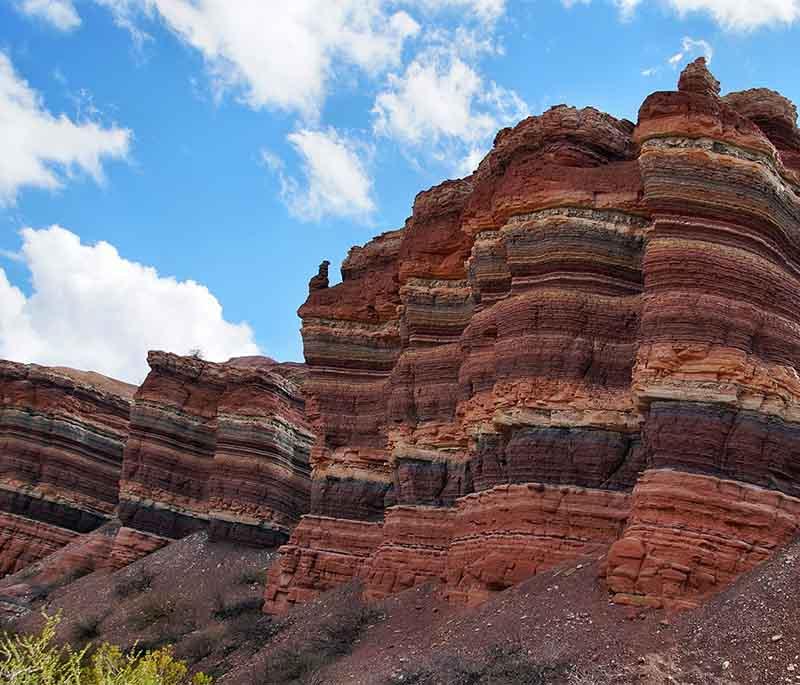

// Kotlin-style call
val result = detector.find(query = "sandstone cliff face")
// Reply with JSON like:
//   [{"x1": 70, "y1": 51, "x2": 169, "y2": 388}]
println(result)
[
  {"x1": 0, "y1": 362, "x2": 134, "y2": 577},
  {"x1": 120, "y1": 352, "x2": 313, "y2": 548},
  {"x1": 0, "y1": 352, "x2": 314, "y2": 583},
  {"x1": 265, "y1": 59, "x2": 800, "y2": 613}
]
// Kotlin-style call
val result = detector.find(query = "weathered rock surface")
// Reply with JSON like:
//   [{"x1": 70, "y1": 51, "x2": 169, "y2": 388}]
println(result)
[
  {"x1": 0, "y1": 361, "x2": 134, "y2": 577},
  {"x1": 4, "y1": 58, "x2": 800, "y2": 615},
  {"x1": 121, "y1": 352, "x2": 313, "y2": 547},
  {"x1": 265, "y1": 58, "x2": 800, "y2": 612},
  {"x1": 0, "y1": 352, "x2": 314, "y2": 582}
]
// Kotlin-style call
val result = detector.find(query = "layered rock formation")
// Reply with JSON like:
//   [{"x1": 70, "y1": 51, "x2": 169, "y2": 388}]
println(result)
[
  {"x1": 265, "y1": 59, "x2": 800, "y2": 613},
  {"x1": 0, "y1": 362, "x2": 134, "y2": 577},
  {"x1": 0, "y1": 353, "x2": 314, "y2": 582},
  {"x1": 121, "y1": 352, "x2": 313, "y2": 549}
]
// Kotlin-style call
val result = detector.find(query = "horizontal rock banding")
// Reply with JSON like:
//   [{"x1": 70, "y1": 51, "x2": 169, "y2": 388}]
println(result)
[
  {"x1": 265, "y1": 58, "x2": 800, "y2": 613},
  {"x1": 444, "y1": 483, "x2": 631, "y2": 606},
  {"x1": 0, "y1": 362, "x2": 133, "y2": 576},
  {"x1": 121, "y1": 352, "x2": 313, "y2": 544},
  {"x1": 0, "y1": 351, "x2": 316, "y2": 582},
  {"x1": 606, "y1": 469, "x2": 800, "y2": 609}
]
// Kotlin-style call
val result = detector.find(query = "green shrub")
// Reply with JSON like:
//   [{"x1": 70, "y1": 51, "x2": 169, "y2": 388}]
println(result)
[
  {"x1": 238, "y1": 568, "x2": 267, "y2": 586},
  {"x1": 115, "y1": 568, "x2": 153, "y2": 598},
  {"x1": 212, "y1": 597, "x2": 263, "y2": 621},
  {"x1": 0, "y1": 613, "x2": 212, "y2": 684}
]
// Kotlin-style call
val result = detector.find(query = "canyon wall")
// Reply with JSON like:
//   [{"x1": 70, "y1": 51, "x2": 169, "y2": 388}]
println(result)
[
  {"x1": 265, "y1": 59, "x2": 800, "y2": 613},
  {"x1": 3, "y1": 58, "x2": 799, "y2": 615},
  {"x1": 0, "y1": 353, "x2": 314, "y2": 584},
  {"x1": 0, "y1": 361, "x2": 134, "y2": 577},
  {"x1": 119, "y1": 352, "x2": 314, "y2": 549}
]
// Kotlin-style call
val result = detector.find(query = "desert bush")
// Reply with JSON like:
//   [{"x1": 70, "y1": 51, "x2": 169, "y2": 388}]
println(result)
[
  {"x1": 132, "y1": 595, "x2": 178, "y2": 630},
  {"x1": 0, "y1": 613, "x2": 212, "y2": 684},
  {"x1": 238, "y1": 568, "x2": 267, "y2": 586},
  {"x1": 387, "y1": 645, "x2": 572, "y2": 685},
  {"x1": 224, "y1": 613, "x2": 280, "y2": 647},
  {"x1": 213, "y1": 597, "x2": 263, "y2": 621},
  {"x1": 115, "y1": 567, "x2": 153, "y2": 598},
  {"x1": 176, "y1": 626, "x2": 224, "y2": 665},
  {"x1": 260, "y1": 604, "x2": 381, "y2": 684},
  {"x1": 73, "y1": 616, "x2": 103, "y2": 643}
]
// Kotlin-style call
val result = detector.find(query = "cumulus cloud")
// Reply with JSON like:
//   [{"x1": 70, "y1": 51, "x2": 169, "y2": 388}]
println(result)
[
  {"x1": 0, "y1": 226, "x2": 260, "y2": 383},
  {"x1": 124, "y1": 1, "x2": 420, "y2": 118},
  {"x1": 264, "y1": 128, "x2": 375, "y2": 222},
  {"x1": 565, "y1": 0, "x2": 800, "y2": 29},
  {"x1": 373, "y1": 47, "x2": 527, "y2": 175},
  {"x1": 641, "y1": 36, "x2": 713, "y2": 77},
  {"x1": 667, "y1": 0, "x2": 800, "y2": 30},
  {"x1": 0, "y1": 52, "x2": 131, "y2": 206},
  {"x1": 15, "y1": 0, "x2": 81, "y2": 31}
]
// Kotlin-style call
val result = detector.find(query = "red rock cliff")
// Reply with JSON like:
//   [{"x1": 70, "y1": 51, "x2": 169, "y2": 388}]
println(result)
[
  {"x1": 265, "y1": 59, "x2": 800, "y2": 613},
  {"x1": 0, "y1": 352, "x2": 315, "y2": 584},
  {"x1": 120, "y1": 352, "x2": 313, "y2": 548},
  {"x1": 0, "y1": 361, "x2": 134, "y2": 577}
]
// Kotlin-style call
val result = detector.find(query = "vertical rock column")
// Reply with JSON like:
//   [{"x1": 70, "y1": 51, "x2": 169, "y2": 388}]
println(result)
[
  {"x1": 443, "y1": 106, "x2": 649, "y2": 605},
  {"x1": 265, "y1": 232, "x2": 403, "y2": 613},
  {"x1": 607, "y1": 59, "x2": 800, "y2": 609}
]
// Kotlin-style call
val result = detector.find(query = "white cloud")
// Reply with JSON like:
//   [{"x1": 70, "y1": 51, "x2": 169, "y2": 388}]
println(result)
[
  {"x1": 641, "y1": 67, "x2": 658, "y2": 77},
  {"x1": 16, "y1": 0, "x2": 81, "y2": 31},
  {"x1": 0, "y1": 226, "x2": 260, "y2": 383},
  {"x1": 0, "y1": 52, "x2": 131, "y2": 206},
  {"x1": 457, "y1": 146, "x2": 488, "y2": 175},
  {"x1": 667, "y1": 0, "x2": 800, "y2": 30},
  {"x1": 94, "y1": 0, "x2": 153, "y2": 47},
  {"x1": 373, "y1": 47, "x2": 527, "y2": 175},
  {"x1": 129, "y1": 1, "x2": 419, "y2": 117},
  {"x1": 404, "y1": 0, "x2": 506, "y2": 21},
  {"x1": 614, "y1": 0, "x2": 642, "y2": 19},
  {"x1": 264, "y1": 128, "x2": 376, "y2": 222},
  {"x1": 668, "y1": 36, "x2": 713, "y2": 67},
  {"x1": 565, "y1": 0, "x2": 800, "y2": 29}
]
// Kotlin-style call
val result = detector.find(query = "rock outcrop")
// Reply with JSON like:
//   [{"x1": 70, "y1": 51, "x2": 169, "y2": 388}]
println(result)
[
  {"x1": 0, "y1": 362, "x2": 134, "y2": 577},
  {"x1": 120, "y1": 352, "x2": 313, "y2": 548},
  {"x1": 265, "y1": 58, "x2": 800, "y2": 612},
  {"x1": 0, "y1": 353, "x2": 314, "y2": 583}
]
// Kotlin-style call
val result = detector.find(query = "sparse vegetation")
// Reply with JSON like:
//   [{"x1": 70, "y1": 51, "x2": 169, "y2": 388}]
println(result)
[
  {"x1": 0, "y1": 613, "x2": 212, "y2": 684},
  {"x1": 238, "y1": 567, "x2": 267, "y2": 586},
  {"x1": 388, "y1": 645, "x2": 572, "y2": 685},
  {"x1": 260, "y1": 604, "x2": 381, "y2": 684},
  {"x1": 115, "y1": 567, "x2": 153, "y2": 598},
  {"x1": 176, "y1": 627, "x2": 223, "y2": 665},
  {"x1": 223, "y1": 613, "x2": 281, "y2": 651},
  {"x1": 134, "y1": 595, "x2": 176, "y2": 629},
  {"x1": 212, "y1": 596, "x2": 263, "y2": 621},
  {"x1": 73, "y1": 615, "x2": 103, "y2": 643}
]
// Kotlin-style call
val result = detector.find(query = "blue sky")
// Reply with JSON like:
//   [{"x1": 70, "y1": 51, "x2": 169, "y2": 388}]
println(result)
[{"x1": 1, "y1": 0, "x2": 798, "y2": 382}]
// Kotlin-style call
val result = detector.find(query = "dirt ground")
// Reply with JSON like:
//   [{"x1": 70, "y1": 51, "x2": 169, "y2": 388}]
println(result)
[{"x1": 4, "y1": 532, "x2": 800, "y2": 684}]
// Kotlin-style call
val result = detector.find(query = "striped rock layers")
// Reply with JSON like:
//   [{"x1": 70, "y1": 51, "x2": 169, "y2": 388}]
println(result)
[
  {"x1": 265, "y1": 59, "x2": 800, "y2": 613},
  {"x1": 0, "y1": 352, "x2": 315, "y2": 587},
  {"x1": 120, "y1": 352, "x2": 313, "y2": 548},
  {"x1": 0, "y1": 361, "x2": 134, "y2": 577}
]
